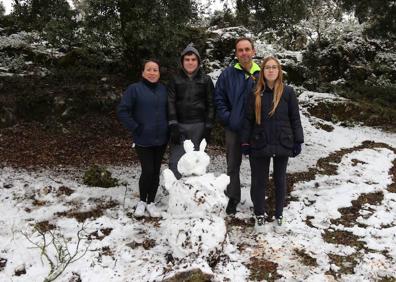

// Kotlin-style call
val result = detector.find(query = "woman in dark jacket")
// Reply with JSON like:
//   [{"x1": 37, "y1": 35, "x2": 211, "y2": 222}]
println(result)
[
  {"x1": 117, "y1": 59, "x2": 168, "y2": 218},
  {"x1": 241, "y1": 56, "x2": 304, "y2": 233}
]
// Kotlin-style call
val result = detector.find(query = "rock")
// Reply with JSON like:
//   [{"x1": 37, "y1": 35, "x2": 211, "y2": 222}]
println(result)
[
  {"x1": 0, "y1": 257, "x2": 7, "y2": 271},
  {"x1": 163, "y1": 268, "x2": 213, "y2": 282},
  {"x1": 14, "y1": 264, "x2": 26, "y2": 276},
  {"x1": 68, "y1": 272, "x2": 82, "y2": 282}
]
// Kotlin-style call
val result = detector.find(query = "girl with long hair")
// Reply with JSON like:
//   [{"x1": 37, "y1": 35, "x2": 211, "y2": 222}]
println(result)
[{"x1": 241, "y1": 56, "x2": 304, "y2": 233}]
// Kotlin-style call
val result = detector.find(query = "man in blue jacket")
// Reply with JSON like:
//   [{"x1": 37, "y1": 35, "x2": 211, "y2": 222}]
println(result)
[{"x1": 214, "y1": 37, "x2": 260, "y2": 215}]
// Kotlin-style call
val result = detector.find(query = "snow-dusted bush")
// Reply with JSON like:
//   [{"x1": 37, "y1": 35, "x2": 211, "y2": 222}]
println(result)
[
  {"x1": 83, "y1": 165, "x2": 119, "y2": 188},
  {"x1": 0, "y1": 54, "x2": 26, "y2": 72},
  {"x1": 206, "y1": 26, "x2": 253, "y2": 65},
  {"x1": 301, "y1": 15, "x2": 395, "y2": 91},
  {"x1": 0, "y1": 31, "x2": 34, "y2": 50}
]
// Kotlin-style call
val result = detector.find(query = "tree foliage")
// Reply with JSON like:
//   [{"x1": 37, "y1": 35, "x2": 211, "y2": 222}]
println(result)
[
  {"x1": 0, "y1": 1, "x2": 5, "y2": 17},
  {"x1": 82, "y1": 0, "x2": 201, "y2": 79},
  {"x1": 302, "y1": 0, "x2": 342, "y2": 46},
  {"x1": 12, "y1": 0, "x2": 75, "y2": 30},
  {"x1": 337, "y1": 0, "x2": 396, "y2": 39},
  {"x1": 5, "y1": 0, "x2": 202, "y2": 79},
  {"x1": 235, "y1": 0, "x2": 308, "y2": 32},
  {"x1": 10, "y1": 0, "x2": 78, "y2": 48}
]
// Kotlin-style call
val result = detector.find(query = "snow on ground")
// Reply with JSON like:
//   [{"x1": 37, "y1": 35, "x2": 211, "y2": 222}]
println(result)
[{"x1": 1, "y1": 90, "x2": 395, "y2": 281}]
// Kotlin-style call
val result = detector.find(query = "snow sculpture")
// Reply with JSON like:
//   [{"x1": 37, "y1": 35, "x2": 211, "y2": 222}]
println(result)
[{"x1": 162, "y1": 139, "x2": 230, "y2": 264}]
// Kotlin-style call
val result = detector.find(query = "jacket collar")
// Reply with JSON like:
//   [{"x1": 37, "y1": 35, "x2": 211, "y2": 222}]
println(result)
[
  {"x1": 234, "y1": 61, "x2": 261, "y2": 74},
  {"x1": 180, "y1": 67, "x2": 202, "y2": 79},
  {"x1": 141, "y1": 78, "x2": 159, "y2": 89}
]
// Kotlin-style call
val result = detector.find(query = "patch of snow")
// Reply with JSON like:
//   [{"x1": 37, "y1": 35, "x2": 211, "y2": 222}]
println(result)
[{"x1": 0, "y1": 89, "x2": 395, "y2": 281}]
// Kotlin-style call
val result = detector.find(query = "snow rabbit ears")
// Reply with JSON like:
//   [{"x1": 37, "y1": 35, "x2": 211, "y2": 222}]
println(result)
[{"x1": 177, "y1": 139, "x2": 210, "y2": 177}]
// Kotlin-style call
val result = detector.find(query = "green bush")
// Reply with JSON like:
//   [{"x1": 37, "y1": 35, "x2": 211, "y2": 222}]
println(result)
[{"x1": 83, "y1": 165, "x2": 119, "y2": 188}]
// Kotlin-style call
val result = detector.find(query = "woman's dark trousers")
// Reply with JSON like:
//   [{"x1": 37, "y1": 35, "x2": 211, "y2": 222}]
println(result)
[
  {"x1": 135, "y1": 144, "x2": 167, "y2": 203},
  {"x1": 249, "y1": 156, "x2": 289, "y2": 218}
]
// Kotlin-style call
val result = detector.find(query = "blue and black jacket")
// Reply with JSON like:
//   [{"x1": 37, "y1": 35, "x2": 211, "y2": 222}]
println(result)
[{"x1": 214, "y1": 62, "x2": 260, "y2": 132}]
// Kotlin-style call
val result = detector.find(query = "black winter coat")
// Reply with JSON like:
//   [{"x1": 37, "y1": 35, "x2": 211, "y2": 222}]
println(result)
[
  {"x1": 168, "y1": 68, "x2": 215, "y2": 126},
  {"x1": 241, "y1": 85, "x2": 304, "y2": 157}
]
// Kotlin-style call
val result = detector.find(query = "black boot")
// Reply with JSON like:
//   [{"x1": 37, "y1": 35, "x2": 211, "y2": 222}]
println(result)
[{"x1": 226, "y1": 198, "x2": 238, "y2": 215}]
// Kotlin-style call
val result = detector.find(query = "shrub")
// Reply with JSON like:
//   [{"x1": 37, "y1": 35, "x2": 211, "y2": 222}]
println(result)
[{"x1": 83, "y1": 165, "x2": 119, "y2": 188}]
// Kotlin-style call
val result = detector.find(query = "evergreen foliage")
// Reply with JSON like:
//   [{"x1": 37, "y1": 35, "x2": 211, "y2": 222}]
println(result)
[
  {"x1": 10, "y1": 0, "x2": 78, "y2": 48},
  {"x1": 82, "y1": 0, "x2": 202, "y2": 80},
  {"x1": 234, "y1": 0, "x2": 308, "y2": 32},
  {"x1": 12, "y1": 0, "x2": 74, "y2": 30},
  {"x1": 337, "y1": 0, "x2": 396, "y2": 39},
  {"x1": 83, "y1": 165, "x2": 119, "y2": 188},
  {"x1": 0, "y1": 1, "x2": 5, "y2": 16}
]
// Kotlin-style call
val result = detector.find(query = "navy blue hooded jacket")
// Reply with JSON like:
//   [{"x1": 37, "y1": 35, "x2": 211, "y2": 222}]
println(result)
[
  {"x1": 117, "y1": 80, "x2": 168, "y2": 146},
  {"x1": 214, "y1": 62, "x2": 260, "y2": 132}
]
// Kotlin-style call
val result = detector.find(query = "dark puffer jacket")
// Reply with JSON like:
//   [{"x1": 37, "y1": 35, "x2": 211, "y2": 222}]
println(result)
[
  {"x1": 117, "y1": 80, "x2": 168, "y2": 146},
  {"x1": 167, "y1": 68, "x2": 214, "y2": 126},
  {"x1": 241, "y1": 85, "x2": 304, "y2": 157}
]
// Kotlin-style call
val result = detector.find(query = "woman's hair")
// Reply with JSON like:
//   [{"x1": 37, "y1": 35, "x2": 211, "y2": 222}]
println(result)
[
  {"x1": 141, "y1": 59, "x2": 160, "y2": 71},
  {"x1": 254, "y1": 56, "x2": 284, "y2": 124}
]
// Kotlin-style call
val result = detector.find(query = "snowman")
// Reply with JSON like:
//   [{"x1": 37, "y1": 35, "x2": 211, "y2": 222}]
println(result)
[{"x1": 161, "y1": 139, "x2": 230, "y2": 264}]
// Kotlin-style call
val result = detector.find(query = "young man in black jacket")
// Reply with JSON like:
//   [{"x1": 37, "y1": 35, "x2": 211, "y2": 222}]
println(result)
[{"x1": 168, "y1": 43, "x2": 215, "y2": 179}]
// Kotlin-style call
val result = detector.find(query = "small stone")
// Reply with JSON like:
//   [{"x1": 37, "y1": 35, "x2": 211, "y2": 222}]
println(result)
[
  {"x1": 0, "y1": 257, "x2": 7, "y2": 271},
  {"x1": 3, "y1": 183, "x2": 13, "y2": 189},
  {"x1": 41, "y1": 186, "x2": 53, "y2": 195},
  {"x1": 14, "y1": 264, "x2": 26, "y2": 276},
  {"x1": 126, "y1": 241, "x2": 139, "y2": 249}
]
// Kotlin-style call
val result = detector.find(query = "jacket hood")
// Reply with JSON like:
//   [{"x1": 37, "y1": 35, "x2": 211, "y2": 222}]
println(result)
[{"x1": 180, "y1": 43, "x2": 201, "y2": 65}]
